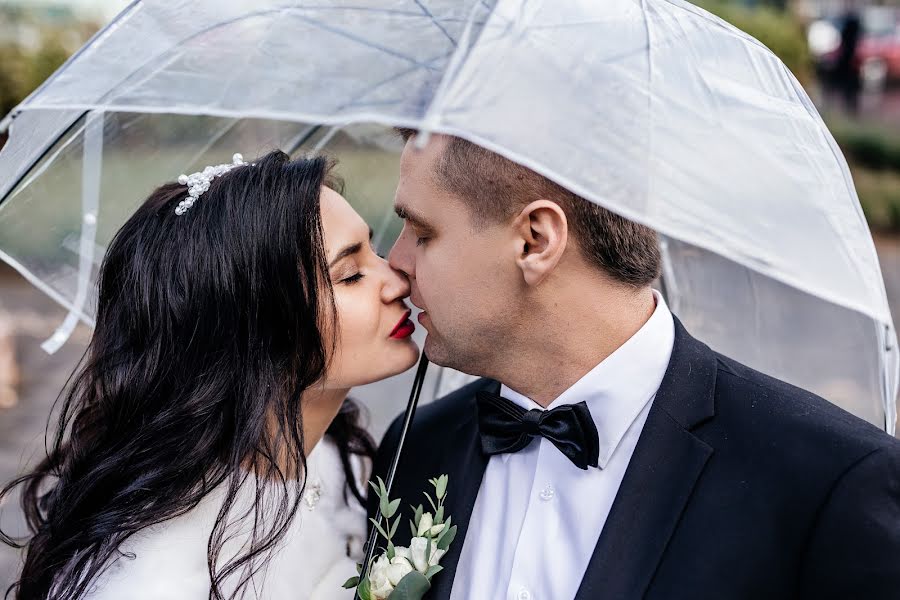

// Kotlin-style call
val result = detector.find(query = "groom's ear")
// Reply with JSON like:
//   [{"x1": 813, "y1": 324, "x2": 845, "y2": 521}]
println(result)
[{"x1": 513, "y1": 200, "x2": 569, "y2": 286}]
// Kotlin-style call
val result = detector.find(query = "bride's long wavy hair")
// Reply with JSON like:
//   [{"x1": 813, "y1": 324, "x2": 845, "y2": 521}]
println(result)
[{"x1": 0, "y1": 150, "x2": 376, "y2": 599}]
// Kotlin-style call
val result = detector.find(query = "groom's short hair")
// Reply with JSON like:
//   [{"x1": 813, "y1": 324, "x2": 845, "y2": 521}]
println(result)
[{"x1": 397, "y1": 128, "x2": 661, "y2": 287}]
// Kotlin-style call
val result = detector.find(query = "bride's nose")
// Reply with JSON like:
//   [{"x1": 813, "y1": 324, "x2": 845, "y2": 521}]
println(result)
[{"x1": 379, "y1": 259, "x2": 411, "y2": 303}]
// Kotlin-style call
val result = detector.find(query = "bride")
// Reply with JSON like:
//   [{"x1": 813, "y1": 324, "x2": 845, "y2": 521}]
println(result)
[{"x1": 0, "y1": 150, "x2": 419, "y2": 599}]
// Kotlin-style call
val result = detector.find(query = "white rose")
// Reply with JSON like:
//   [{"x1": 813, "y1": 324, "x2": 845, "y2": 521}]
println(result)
[
  {"x1": 417, "y1": 512, "x2": 433, "y2": 537},
  {"x1": 409, "y1": 536, "x2": 446, "y2": 574},
  {"x1": 417, "y1": 512, "x2": 446, "y2": 537},
  {"x1": 386, "y1": 555, "x2": 414, "y2": 586},
  {"x1": 368, "y1": 554, "x2": 395, "y2": 600}
]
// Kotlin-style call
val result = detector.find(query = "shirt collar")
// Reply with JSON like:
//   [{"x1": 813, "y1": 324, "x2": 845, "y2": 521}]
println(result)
[{"x1": 499, "y1": 289, "x2": 675, "y2": 468}]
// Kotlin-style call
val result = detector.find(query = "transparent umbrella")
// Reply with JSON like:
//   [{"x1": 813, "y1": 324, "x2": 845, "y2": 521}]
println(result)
[{"x1": 0, "y1": 0, "x2": 896, "y2": 438}]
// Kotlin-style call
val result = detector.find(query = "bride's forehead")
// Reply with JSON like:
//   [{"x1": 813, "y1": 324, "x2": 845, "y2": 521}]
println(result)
[{"x1": 319, "y1": 186, "x2": 367, "y2": 232}]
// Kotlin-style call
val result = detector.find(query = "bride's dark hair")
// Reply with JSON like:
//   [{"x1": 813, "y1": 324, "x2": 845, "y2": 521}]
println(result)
[{"x1": 0, "y1": 150, "x2": 375, "y2": 599}]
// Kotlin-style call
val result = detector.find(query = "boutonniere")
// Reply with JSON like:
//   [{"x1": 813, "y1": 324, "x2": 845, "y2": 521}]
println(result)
[{"x1": 344, "y1": 474, "x2": 457, "y2": 600}]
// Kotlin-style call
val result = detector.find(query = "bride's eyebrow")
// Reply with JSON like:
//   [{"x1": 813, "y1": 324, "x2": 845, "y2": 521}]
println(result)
[{"x1": 329, "y1": 228, "x2": 375, "y2": 267}]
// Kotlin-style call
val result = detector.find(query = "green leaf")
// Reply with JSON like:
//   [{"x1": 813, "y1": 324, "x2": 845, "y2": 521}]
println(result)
[
  {"x1": 356, "y1": 562, "x2": 363, "y2": 574},
  {"x1": 369, "y1": 517, "x2": 390, "y2": 542},
  {"x1": 437, "y1": 525, "x2": 457, "y2": 551},
  {"x1": 342, "y1": 576, "x2": 360, "y2": 589},
  {"x1": 435, "y1": 516, "x2": 452, "y2": 546},
  {"x1": 368, "y1": 480, "x2": 383, "y2": 500},
  {"x1": 413, "y1": 504, "x2": 423, "y2": 528},
  {"x1": 358, "y1": 578, "x2": 373, "y2": 600},
  {"x1": 410, "y1": 520, "x2": 418, "y2": 538},
  {"x1": 387, "y1": 571, "x2": 431, "y2": 600},
  {"x1": 385, "y1": 498, "x2": 401, "y2": 519},
  {"x1": 426, "y1": 537, "x2": 432, "y2": 562},
  {"x1": 423, "y1": 492, "x2": 438, "y2": 513},
  {"x1": 424, "y1": 565, "x2": 444, "y2": 580},
  {"x1": 434, "y1": 505, "x2": 444, "y2": 526},
  {"x1": 389, "y1": 515, "x2": 400, "y2": 539},
  {"x1": 380, "y1": 494, "x2": 391, "y2": 517},
  {"x1": 387, "y1": 541, "x2": 396, "y2": 560},
  {"x1": 377, "y1": 476, "x2": 388, "y2": 498}
]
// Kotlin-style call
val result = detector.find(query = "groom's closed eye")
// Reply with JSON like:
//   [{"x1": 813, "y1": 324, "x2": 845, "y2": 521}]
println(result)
[{"x1": 395, "y1": 204, "x2": 435, "y2": 241}]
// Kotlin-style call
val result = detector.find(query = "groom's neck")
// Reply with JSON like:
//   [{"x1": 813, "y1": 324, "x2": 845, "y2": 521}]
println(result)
[{"x1": 493, "y1": 284, "x2": 656, "y2": 408}]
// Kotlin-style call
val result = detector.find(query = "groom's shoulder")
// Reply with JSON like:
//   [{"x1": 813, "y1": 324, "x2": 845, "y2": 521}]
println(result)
[{"x1": 708, "y1": 350, "x2": 896, "y2": 460}]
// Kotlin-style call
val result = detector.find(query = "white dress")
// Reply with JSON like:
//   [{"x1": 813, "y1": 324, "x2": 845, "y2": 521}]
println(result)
[{"x1": 83, "y1": 439, "x2": 369, "y2": 600}]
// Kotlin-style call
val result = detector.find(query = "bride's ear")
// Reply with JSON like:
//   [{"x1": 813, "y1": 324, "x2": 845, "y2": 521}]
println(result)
[{"x1": 513, "y1": 200, "x2": 568, "y2": 286}]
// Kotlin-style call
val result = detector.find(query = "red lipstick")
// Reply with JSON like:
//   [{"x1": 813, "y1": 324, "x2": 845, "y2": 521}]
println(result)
[{"x1": 390, "y1": 310, "x2": 415, "y2": 339}]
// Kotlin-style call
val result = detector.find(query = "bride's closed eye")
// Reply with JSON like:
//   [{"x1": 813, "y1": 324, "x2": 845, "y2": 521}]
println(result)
[{"x1": 341, "y1": 272, "x2": 365, "y2": 285}]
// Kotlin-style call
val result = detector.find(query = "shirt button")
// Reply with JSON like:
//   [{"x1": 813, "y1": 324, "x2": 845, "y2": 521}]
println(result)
[
  {"x1": 539, "y1": 484, "x2": 555, "y2": 501},
  {"x1": 517, "y1": 588, "x2": 532, "y2": 600}
]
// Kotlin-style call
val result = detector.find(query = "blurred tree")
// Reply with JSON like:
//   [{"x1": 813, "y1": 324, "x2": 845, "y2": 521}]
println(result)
[
  {"x1": 0, "y1": 43, "x2": 27, "y2": 118},
  {"x1": 24, "y1": 36, "x2": 69, "y2": 96}
]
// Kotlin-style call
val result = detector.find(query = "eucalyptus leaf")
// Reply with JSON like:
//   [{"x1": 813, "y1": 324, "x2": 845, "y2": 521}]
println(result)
[
  {"x1": 358, "y1": 578, "x2": 373, "y2": 600},
  {"x1": 342, "y1": 576, "x2": 360, "y2": 589},
  {"x1": 387, "y1": 571, "x2": 431, "y2": 600},
  {"x1": 410, "y1": 520, "x2": 418, "y2": 538},
  {"x1": 435, "y1": 475, "x2": 448, "y2": 500},
  {"x1": 385, "y1": 498, "x2": 401, "y2": 519},
  {"x1": 437, "y1": 525, "x2": 457, "y2": 551},
  {"x1": 434, "y1": 505, "x2": 444, "y2": 525},
  {"x1": 414, "y1": 504, "x2": 423, "y2": 527},
  {"x1": 369, "y1": 517, "x2": 389, "y2": 541},
  {"x1": 389, "y1": 515, "x2": 400, "y2": 539},
  {"x1": 435, "y1": 516, "x2": 451, "y2": 546},
  {"x1": 369, "y1": 480, "x2": 382, "y2": 499},
  {"x1": 424, "y1": 565, "x2": 444, "y2": 580},
  {"x1": 387, "y1": 541, "x2": 396, "y2": 560}
]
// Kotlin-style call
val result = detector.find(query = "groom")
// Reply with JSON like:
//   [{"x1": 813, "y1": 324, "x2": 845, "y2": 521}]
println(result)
[{"x1": 370, "y1": 130, "x2": 900, "y2": 599}]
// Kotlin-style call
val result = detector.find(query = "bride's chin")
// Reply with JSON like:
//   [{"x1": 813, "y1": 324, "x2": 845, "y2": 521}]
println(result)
[{"x1": 381, "y1": 342, "x2": 421, "y2": 379}]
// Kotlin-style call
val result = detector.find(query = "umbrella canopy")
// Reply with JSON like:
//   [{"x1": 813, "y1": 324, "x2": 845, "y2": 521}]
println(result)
[{"x1": 0, "y1": 0, "x2": 896, "y2": 433}]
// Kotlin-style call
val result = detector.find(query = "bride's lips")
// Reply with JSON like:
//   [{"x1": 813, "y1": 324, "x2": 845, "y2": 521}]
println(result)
[{"x1": 389, "y1": 310, "x2": 415, "y2": 339}]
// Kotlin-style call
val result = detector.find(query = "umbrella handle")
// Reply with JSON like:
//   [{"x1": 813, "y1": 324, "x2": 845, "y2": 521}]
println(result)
[{"x1": 356, "y1": 353, "x2": 430, "y2": 598}]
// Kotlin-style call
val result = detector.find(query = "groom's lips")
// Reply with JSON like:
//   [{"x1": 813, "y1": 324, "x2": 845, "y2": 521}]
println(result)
[{"x1": 390, "y1": 310, "x2": 415, "y2": 339}]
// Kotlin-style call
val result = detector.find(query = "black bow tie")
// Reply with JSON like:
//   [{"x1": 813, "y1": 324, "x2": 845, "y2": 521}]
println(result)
[{"x1": 476, "y1": 390, "x2": 601, "y2": 470}]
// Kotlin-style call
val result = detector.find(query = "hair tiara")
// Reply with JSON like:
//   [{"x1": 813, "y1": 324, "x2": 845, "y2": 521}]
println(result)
[{"x1": 174, "y1": 153, "x2": 247, "y2": 216}]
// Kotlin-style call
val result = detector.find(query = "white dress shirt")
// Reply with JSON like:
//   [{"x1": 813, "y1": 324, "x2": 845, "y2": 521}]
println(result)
[{"x1": 449, "y1": 290, "x2": 675, "y2": 600}]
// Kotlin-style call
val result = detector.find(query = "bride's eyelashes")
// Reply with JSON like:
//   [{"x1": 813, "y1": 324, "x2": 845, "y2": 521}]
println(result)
[{"x1": 341, "y1": 272, "x2": 365, "y2": 285}]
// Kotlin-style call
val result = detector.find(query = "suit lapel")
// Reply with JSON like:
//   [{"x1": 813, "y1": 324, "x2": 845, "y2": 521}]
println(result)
[
  {"x1": 427, "y1": 380, "x2": 496, "y2": 600},
  {"x1": 575, "y1": 318, "x2": 717, "y2": 599}
]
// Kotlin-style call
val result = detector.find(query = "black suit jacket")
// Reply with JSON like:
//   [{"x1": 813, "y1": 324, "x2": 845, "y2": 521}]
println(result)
[{"x1": 370, "y1": 319, "x2": 900, "y2": 599}]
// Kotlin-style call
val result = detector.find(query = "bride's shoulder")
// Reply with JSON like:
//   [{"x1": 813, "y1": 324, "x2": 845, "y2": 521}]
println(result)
[{"x1": 83, "y1": 495, "x2": 221, "y2": 600}]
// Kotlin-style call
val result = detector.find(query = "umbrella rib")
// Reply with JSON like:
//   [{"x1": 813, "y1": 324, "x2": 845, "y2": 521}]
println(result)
[
  {"x1": 413, "y1": 0, "x2": 458, "y2": 47},
  {"x1": 75, "y1": 7, "x2": 439, "y2": 114},
  {"x1": 335, "y1": 49, "x2": 454, "y2": 112},
  {"x1": 290, "y1": 14, "x2": 437, "y2": 67}
]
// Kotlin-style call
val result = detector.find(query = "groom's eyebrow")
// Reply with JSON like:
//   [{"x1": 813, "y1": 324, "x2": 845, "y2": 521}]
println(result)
[{"x1": 394, "y1": 204, "x2": 432, "y2": 232}]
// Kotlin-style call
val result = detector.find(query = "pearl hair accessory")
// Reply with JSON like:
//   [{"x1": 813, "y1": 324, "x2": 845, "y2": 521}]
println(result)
[{"x1": 174, "y1": 153, "x2": 247, "y2": 216}]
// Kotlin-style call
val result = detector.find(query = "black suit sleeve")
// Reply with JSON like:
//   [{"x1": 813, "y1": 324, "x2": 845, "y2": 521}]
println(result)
[
  {"x1": 367, "y1": 414, "x2": 405, "y2": 522},
  {"x1": 799, "y1": 443, "x2": 900, "y2": 599}
]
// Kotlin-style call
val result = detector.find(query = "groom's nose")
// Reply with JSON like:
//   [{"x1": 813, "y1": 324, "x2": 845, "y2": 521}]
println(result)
[{"x1": 388, "y1": 226, "x2": 415, "y2": 280}]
